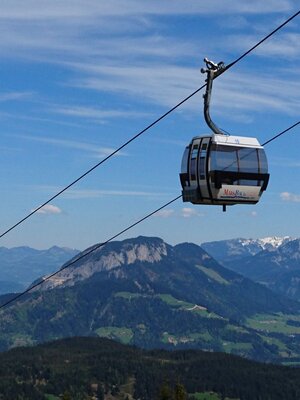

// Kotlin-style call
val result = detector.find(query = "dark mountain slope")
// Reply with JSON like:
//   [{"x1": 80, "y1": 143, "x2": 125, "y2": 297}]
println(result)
[{"x1": 1, "y1": 336, "x2": 300, "y2": 400}]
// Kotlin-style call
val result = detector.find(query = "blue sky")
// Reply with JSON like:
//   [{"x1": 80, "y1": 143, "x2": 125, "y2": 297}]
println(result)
[{"x1": 0, "y1": 0, "x2": 299, "y2": 250}]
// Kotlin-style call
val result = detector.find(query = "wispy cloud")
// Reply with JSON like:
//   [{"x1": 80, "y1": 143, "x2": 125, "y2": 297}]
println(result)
[
  {"x1": 64, "y1": 189, "x2": 164, "y2": 199},
  {"x1": 0, "y1": 1, "x2": 292, "y2": 20},
  {"x1": 0, "y1": 91, "x2": 33, "y2": 102},
  {"x1": 33, "y1": 204, "x2": 62, "y2": 215},
  {"x1": 218, "y1": 15, "x2": 250, "y2": 30},
  {"x1": 269, "y1": 157, "x2": 300, "y2": 168},
  {"x1": 69, "y1": 63, "x2": 199, "y2": 108},
  {"x1": 280, "y1": 192, "x2": 300, "y2": 202},
  {"x1": 224, "y1": 32, "x2": 300, "y2": 59},
  {"x1": 52, "y1": 105, "x2": 149, "y2": 121},
  {"x1": 32, "y1": 185, "x2": 168, "y2": 199},
  {"x1": 0, "y1": 1, "x2": 293, "y2": 64},
  {"x1": 212, "y1": 71, "x2": 300, "y2": 117},
  {"x1": 0, "y1": 2, "x2": 297, "y2": 122},
  {"x1": 68, "y1": 62, "x2": 300, "y2": 118},
  {"x1": 16, "y1": 134, "x2": 127, "y2": 158}
]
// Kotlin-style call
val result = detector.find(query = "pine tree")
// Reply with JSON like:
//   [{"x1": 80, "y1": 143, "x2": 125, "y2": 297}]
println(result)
[
  {"x1": 61, "y1": 391, "x2": 72, "y2": 400},
  {"x1": 174, "y1": 382, "x2": 187, "y2": 400},
  {"x1": 159, "y1": 382, "x2": 173, "y2": 400}
]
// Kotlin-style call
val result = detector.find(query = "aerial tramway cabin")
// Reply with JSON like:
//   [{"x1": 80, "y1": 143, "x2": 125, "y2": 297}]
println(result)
[{"x1": 180, "y1": 59, "x2": 269, "y2": 211}]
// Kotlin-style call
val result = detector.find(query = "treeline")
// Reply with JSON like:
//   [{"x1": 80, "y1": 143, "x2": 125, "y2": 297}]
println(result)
[{"x1": 0, "y1": 337, "x2": 300, "y2": 399}]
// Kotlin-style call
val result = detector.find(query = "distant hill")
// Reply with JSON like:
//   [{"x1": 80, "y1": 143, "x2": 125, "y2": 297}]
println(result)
[
  {"x1": 0, "y1": 246, "x2": 80, "y2": 294},
  {"x1": 1, "y1": 236, "x2": 300, "y2": 364},
  {"x1": 1, "y1": 336, "x2": 300, "y2": 400}
]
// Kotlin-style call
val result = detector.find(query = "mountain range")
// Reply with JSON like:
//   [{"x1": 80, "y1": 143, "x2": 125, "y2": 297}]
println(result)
[
  {"x1": 201, "y1": 236, "x2": 293, "y2": 263},
  {"x1": 202, "y1": 237, "x2": 300, "y2": 301},
  {"x1": 1, "y1": 236, "x2": 300, "y2": 364},
  {"x1": 0, "y1": 246, "x2": 79, "y2": 294}
]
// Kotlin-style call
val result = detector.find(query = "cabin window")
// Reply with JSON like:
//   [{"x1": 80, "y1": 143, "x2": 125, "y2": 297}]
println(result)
[
  {"x1": 238, "y1": 148, "x2": 259, "y2": 185},
  {"x1": 238, "y1": 148, "x2": 259, "y2": 173},
  {"x1": 210, "y1": 144, "x2": 238, "y2": 172},
  {"x1": 181, "y1": 147, "x2": 189, "y2": 174},
  {"x1": 199, "y1": 143, "x2": 207, "y2": 180},
  {"x1": 190, "y1": 144, "x2": 199, "y2": 180},
  {"x1": 258, "y1": 149, "x2": 268, "y2": 173},
  {"x1": 210, "y1": 144, "x2": 268, "y2": 187}
]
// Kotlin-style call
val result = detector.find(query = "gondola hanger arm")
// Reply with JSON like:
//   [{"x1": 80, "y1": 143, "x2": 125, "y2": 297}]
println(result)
[{"x1": 201, "y1": 58, "x2": 226, "y2": 136}]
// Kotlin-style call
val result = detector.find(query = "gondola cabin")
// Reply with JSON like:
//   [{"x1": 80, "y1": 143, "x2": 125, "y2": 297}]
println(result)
[{"x1": 180, "y1": 133, "x2": 269, "y2": 211}]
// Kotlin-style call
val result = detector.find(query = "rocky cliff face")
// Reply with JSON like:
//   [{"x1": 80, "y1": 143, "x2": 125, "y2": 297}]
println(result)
[{"x1": 37, "y1": 237, "x2": 169, "y2": 290}]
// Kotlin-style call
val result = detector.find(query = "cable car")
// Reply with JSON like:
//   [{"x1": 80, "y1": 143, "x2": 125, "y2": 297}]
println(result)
[{"x1": 179, "y1": 59, "x2": 269, "y2": 211}]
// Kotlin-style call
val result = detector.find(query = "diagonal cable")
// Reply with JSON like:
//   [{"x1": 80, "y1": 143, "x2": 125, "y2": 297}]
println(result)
[
  {"x1": 0, "y1": 87, "x2": 204, "y2": 239},
  {"x1": 1, "y1": 120, "x2": 299, "y2": 310},
  {"x1": 0, "y1": 195, "x2": 182, "y2": 309},
  {"x1": 225, "y1": 10, "x2": 300, "y2": 71},
  {"x1": 1, "y1": 9, "x2": 299, "y2": 240}
]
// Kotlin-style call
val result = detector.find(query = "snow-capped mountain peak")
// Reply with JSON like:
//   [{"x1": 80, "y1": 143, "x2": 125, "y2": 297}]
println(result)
[
  {"x1": 201, "y1": 236, "x2": 294, "y2": 264},
  {"x1": 257, "y1": 236, "x2": 292, "y2": 250}
]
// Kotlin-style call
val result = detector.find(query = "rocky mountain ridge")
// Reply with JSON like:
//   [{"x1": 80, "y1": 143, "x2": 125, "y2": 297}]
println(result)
[{"x1": 37, "y1": 237, "x2": 169, "y2": 290}]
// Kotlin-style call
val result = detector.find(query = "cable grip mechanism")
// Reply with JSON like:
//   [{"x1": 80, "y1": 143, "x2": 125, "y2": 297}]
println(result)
[{"x1": 201, "y1": 58, "x2": 226, "y2": 136}]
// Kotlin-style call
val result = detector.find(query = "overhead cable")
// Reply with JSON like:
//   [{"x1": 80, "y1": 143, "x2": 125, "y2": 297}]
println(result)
[
  {"x1": 1, "y1": 120, "x2": 299, "y2": 310},
  {"x1": 1, "y1": 9, "x2": 299, "y2": 240},
  {"x1": 0, "y1": 195, "x2": 182, "y2": 309},
  {"x1": 225, "y1": 10, "x2": 300, "y2": 71}
]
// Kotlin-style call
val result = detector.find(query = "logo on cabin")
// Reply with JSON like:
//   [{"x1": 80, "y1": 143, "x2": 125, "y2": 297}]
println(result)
[{"x1": 219, "y1": 188, "x2": 255, "y2": 200}]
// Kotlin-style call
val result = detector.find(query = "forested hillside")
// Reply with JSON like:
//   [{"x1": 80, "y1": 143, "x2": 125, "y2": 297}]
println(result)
[{"x1": 1, "y1": 336, "x2": 300, "y2": 400}]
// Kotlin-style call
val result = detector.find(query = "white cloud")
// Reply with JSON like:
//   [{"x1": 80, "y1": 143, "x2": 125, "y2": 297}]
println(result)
[
  {"x1": 181, "y1": 207, "x2": 203, "y2": 218},
  {"x1": 154, "y1": 209, "x2": 175, "y2": 218},
  {"x1": 280, "y1": 192, "x2": 300, "y2": 202},
  {"x1": 33, "y1": 204, "x2": 62, "y2": 214}
]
